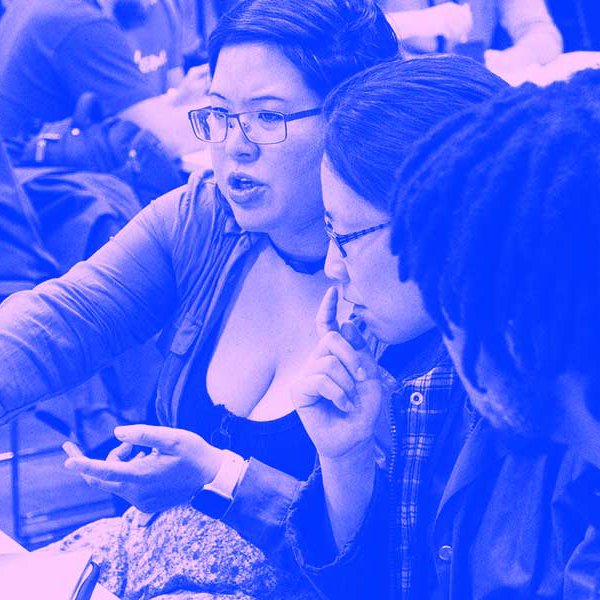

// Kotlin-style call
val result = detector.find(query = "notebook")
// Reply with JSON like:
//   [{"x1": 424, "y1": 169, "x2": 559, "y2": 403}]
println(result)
[{"x1": 0, "y1": 550, "x2": 100, "y2": 600}]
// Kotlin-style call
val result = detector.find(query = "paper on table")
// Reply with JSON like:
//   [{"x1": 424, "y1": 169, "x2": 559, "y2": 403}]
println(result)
[{"x1": 0, "y1": 550, "x2": 98, "y2": 600}]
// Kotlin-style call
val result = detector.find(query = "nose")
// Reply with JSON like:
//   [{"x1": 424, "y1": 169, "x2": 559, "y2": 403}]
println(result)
[
  {"x1": 224, "y1": 117, "x2": 259, "y2": 163},
  {"x1": 324, "y1": 241, "x2": 349, "y2": 283}
]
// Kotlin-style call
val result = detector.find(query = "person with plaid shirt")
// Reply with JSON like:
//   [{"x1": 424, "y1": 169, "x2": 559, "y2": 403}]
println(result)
[{"x1": 287, "y1": 56, "x2": 596, "y2": 599}]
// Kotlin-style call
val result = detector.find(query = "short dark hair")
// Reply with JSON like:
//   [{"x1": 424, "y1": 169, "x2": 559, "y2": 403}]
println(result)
[
  {"x1": 208, "y1": 0, "x2": 398, "y2": 98},
  {"x1": 322, "y1": 55, "x2": 508, "y2": 212},
  {"x1": 392, "y1": 68, "x2": 600, "y2": 421}
]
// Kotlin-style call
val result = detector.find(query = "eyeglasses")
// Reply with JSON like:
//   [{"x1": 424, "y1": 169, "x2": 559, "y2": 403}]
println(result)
[
  {"x1": 324, "y1": 216, "x2": 390, "y2": 258},
  {"x1": 188, "y1": 106, "x2": 322, "y2": 145}
]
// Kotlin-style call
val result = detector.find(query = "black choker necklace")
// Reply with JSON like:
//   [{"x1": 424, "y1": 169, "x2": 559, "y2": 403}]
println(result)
[{"x1": 269, "y1": 240, "x2": 326, "y2": 275}]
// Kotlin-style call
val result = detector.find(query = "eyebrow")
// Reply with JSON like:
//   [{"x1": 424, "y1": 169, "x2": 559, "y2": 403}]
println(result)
[
  {"x1": 208, "y1": 92, "x2": 228, "y2": 101},
  {"x1": 207, "y1": 92, "x2": 289, "y2": 104},
  {"x1": 247, "y1": 95, "x2": 288, "y2": 104}
]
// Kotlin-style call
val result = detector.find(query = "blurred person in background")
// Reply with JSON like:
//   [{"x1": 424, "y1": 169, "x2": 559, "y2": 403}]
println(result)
[
  {"x1": 101, "y1": 0, "x2": 187, "y2": 92},
  {"x1": 381, "y1": 0, "x2": 563, "y2": 80},
  {"x1": 0, "y1": 142, "x2": 58, "y2": 302},
  {"x1": 0, "y1": 0, "x2": 208, "y2": 160}
]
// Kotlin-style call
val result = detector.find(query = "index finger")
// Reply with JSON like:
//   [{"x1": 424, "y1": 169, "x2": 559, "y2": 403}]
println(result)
[
  {"x1": 114, "y1": 424, "x2": 180, "y2": 454},
  {"x1": 315, "y1": 287, "x2": 340, "y2": 338},
  {"x1": 62, "y1": 441, "x2": 85, "y2": 459}
]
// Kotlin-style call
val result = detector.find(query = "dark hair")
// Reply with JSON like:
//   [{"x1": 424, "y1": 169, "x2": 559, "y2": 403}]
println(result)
[
  {"x1": 322, "y1": 55, "x2": 508, "y2": 212},
  {"x1": 208, "y1": 0, "x2": 398, "y2": 98},
  {"x1": 392, "y1": 68, "x2": 600, "y2": 421}
]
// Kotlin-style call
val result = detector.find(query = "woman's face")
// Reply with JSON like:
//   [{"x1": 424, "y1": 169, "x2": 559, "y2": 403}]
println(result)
[
  {"x1": 209, "y1": 43, "x2": 325, "y2": 235},
  {"x1": 321, "y1": 157, "x2": 434, "y2": 343}
]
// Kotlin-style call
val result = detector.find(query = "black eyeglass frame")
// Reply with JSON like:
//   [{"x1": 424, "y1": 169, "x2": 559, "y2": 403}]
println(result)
[
  {"x1": 325, "y1": 217, "x2": 390, "y2": 258},
  {"x1": 188, "y1": 106, "x2": 322, "y2": 145}
]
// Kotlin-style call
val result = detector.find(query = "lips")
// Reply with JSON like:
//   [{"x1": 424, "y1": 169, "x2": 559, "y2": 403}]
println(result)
[
  {"x1": 226, "y1": 172, "x2": 266, "y2": 206},
  {"x1": 343, "y1": 294, "x2": 365, "y2": 309}
]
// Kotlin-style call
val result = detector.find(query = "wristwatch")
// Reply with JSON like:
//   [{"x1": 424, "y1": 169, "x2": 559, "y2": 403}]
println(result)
[{"x1": 190, "y1": 450, "x2": 248, "y2": 519}]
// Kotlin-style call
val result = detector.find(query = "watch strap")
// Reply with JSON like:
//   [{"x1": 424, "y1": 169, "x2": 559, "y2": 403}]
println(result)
[{"x1": 190, "y1": 450, "x2": 248, "y2": 519}]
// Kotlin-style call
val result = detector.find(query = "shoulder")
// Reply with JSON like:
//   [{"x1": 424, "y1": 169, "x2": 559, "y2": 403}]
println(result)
[
  {"x1": 146, "y1": 170, "x2": 240, "y2": 255},
  {"x1": 173, "y1": 169, "x2": 237, "y2": 234},
  {"x1": 23, "y1": 0, "x2": 112, "y2": 41}
]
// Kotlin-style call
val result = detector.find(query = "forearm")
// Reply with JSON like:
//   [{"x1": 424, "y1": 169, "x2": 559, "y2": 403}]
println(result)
[
  {"x1": 0, "y1": 202, "x2": 177, "y2": 423},
  {"x1": 119, "y1": 94, "x2": 203, "y2": 158},
  {"x1": 287, "y1": 463, "x2": 390, "y2": 599},
  {"x1": 167, "y1": 66, "x2": 184, "y2": 89},
  {"x1": 509, "y1": 23, "x2": 563, "y2": 66},
  {"x1": 0, "y1": 275, "x2": 162, "y2": 423},
  {"x1": 386, "y1": 8, "x2": 440, "y2": 40},
  {"x1": 502, "y1": 0, "x2": 563, "y2": 67},
  {"x1": 320, "y1": 442, "x2": 377, "y2": 551},
  {"x1": 222, "y1": 458, "x2": 303, "y2": 570}
]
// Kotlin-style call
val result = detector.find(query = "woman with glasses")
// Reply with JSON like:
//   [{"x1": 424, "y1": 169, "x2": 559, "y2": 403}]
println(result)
[
  {"x1": 287, "y1": 57, "x2": 597, "y2": 599},
  {"x1": 0, "y1": 0, "x2": 396, "y2": 597}
]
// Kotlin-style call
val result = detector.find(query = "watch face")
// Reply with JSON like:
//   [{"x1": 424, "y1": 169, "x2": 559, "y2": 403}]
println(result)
[{"x1": 190, "y1": 488, "x2": 231, "y2": 520}]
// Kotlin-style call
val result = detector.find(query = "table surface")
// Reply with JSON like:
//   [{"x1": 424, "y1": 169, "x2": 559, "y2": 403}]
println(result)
[{"x1": 0, "y1": 529, "x2": 119, "y2": 599}]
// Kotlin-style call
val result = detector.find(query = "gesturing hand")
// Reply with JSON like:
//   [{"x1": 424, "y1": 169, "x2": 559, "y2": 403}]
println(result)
[
  {"x1": 292, "y1": 287, "x2": 383, "y2": 461},
  {"x1": 63, "y1": 426, "x2": 224, "y2": 514}
]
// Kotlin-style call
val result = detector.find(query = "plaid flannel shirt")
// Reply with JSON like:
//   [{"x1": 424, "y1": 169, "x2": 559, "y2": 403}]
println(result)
[{"x1": 377, "y1": 336, "x2": 465, "y2": 598}]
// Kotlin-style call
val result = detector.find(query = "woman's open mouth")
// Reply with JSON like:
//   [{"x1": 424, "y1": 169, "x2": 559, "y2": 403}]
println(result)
[{"x1": 227, "y1": 172, "x2": 266, "y2": 206}]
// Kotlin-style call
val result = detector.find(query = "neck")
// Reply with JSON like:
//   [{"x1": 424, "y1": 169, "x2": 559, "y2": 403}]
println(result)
[{"x1": 267, "y1": 215, "x2": 329, "y2": 262}]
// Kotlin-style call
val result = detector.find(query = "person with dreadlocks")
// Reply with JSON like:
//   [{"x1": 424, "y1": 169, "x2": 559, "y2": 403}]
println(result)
[
  {"x1": 288, "y1": 63, "x2": 599, "y2": 598},
  {"x1": 390, "y1": 68, "x2": 600, "y2": 596}
]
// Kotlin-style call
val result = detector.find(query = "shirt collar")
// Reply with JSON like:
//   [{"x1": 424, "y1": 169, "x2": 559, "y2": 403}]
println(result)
[{"x1": 378, "y1": 328, "x2": 449, "y2": 382}]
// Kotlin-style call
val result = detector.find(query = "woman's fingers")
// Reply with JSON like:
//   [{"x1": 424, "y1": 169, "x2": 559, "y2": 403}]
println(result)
[
  {"x1": 82, "y1": 475, "x2": 123, "y2": 494},
  {"x1": 294, "y1": 373, "x2": 353, "y2": 413},
  {"x1": 107, "y1": 442, "x2": 134, "y2": 462},
  {"x1": 314, "y1": 330, "x2": 364, "y2": 376},
  {"x1": 113, "y1": 424, "x2": 181, "y2": 454},
  {"x1": 340, "y1": 319, "x2": 366, "y2": 351},
  {"x1": 314, "y1": 354, "x2": 356, "y2": 396},
  {"x1": 64, "y1": 456, "x2": 136, "y2": 482},
  {"x1": 62, "y1": 440, "x2": 85, "y2": 458},
  {"x1": 315, "y1": 287, "x2": 340, "y2": 338}
]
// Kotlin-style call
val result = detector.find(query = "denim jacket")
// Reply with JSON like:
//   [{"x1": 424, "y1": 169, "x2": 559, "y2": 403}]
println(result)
[{"x1": 0, "y1": 172, "x2": 305, "y2": 556}]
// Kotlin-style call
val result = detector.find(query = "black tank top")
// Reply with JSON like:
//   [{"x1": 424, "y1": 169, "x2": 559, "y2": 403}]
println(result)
[{"x1": 177, "y1": 311, "x2": 317, "y2": 482}]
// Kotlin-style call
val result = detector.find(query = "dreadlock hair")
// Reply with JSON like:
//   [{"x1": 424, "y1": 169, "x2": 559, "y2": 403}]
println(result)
[
  {"x1": 208, "y1": 0, "x2": 399, "y2": 99},
  {"x1": 322, "y1": 54, "x2": 507, "y2": 212},
  {"x1": 392, "y1": 68, "x2": 600, "y2": 426}
]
